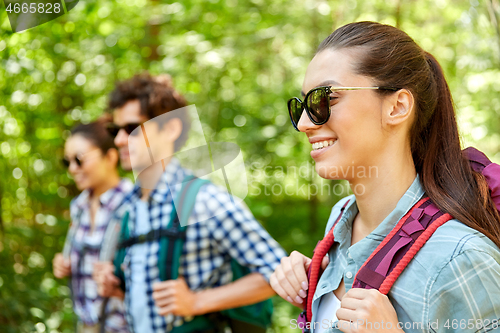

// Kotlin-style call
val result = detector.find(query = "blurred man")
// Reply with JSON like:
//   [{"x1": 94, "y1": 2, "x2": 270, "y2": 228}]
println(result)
[{"x1": 93, "y1": 73, "x2": 286, "y2": 333}]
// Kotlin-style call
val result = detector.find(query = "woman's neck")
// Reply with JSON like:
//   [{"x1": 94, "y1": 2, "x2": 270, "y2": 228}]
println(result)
[
  {"x1": 349, "y1": 147, "x2": 417, "y2": 236},
  {"x1": 90, "y1": 172, "x2": 121, "y2": 199}
]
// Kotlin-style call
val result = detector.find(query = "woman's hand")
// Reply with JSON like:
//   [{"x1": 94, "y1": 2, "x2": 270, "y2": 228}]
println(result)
[
  {"x1": 270, "y1": 251, "x2": 329, "y2": 309},
  {"x1": 93, "y1": 261, "x2": 124, "y2": 299},
  {"x1": 336, "y1": 288, "x2": 403, "y2": 333},
  {"x1": 52, "y1": 253, "x2": 71, "y2": 279}
]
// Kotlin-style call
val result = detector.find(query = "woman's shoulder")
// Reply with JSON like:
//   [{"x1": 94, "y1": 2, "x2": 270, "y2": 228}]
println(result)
[
  {"x1": 410, "y1": 219, "x2": 500, "y2": 319},
  {"x1": 413, "y1": 218, "x2": 500, "y2": 276}
]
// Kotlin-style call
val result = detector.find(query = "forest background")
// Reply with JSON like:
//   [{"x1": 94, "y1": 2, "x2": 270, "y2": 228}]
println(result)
[{"x1": 1, "y1": 0, "x2": 500, "y2": 332}]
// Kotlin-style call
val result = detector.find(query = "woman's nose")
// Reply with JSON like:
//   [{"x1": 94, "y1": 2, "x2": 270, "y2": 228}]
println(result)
[
  {"x1": 68, "y1": 161, "x2": 79, "y2": 175},
  {"x1": 297, "y1": 109, "x2": 321, "y2": 132}
]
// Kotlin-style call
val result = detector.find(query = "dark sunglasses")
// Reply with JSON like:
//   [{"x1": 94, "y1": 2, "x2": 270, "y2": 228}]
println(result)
[
  {"x1": 62, "y1": 150, "x2": 101, "y2": 168},
  {"x1": 106, "y1": 123, "x2": 143, "y2": 138},
  {"x1": 62, "y1": 155, "x2": 83, "y2": 168},
  {"x1": 287, "y1": 86, "x2": 400, "y2": 131}
]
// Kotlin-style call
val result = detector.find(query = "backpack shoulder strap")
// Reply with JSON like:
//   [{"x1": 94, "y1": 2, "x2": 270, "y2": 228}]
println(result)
[
  {"x1": 159, "y1": 175, "x2": 210, "y2": 281},
  {"x1": 298, "y1": 199, "x2": 351, "y2": 332},
  {"x1": 113, "y1": 211, "x2": 130, "y2": 291},
  {"x1": 352, "y1": 197, "x2": 452, "y2": 294}
]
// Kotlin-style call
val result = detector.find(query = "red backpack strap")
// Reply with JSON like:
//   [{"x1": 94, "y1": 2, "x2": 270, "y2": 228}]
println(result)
[
  {"x1": 352, "y1": 197, "x2": 452, "y2": 294},
  {"x1": 297, "y1": 199, "x2": 351, "y2": 333}
]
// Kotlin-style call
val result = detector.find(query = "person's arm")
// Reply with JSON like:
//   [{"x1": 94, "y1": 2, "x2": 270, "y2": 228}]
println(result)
[
  {"x1": 153, "y1": 272, "x2": 274, "y2": 316},
  {"x1": 196, "y1": 272, "x2": 274, "y2": 313},
  {"x1": 152, "y1": 183, "x2": 287, "y2": 317},
  {"x1": 426, "y1": 249, "x2": 500, "y2": 332}
]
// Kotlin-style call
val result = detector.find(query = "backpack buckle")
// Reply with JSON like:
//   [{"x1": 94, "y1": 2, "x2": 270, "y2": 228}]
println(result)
[{"x1": 137, "y1": 233, "x2": 147, "y2": 243}]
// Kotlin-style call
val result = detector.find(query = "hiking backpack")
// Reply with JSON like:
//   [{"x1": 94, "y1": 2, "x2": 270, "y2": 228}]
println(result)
[{"x1": 113, "y1": 175, "x2": 273, "y2": 333}]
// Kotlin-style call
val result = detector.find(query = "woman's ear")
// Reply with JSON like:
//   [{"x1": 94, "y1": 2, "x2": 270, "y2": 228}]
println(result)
[
  {"x1": 383, "y1": 89, "x2": 414, "y2": 127},
  {"x1": 106, "y1": 148, "x2": 120, "y2": 168}
]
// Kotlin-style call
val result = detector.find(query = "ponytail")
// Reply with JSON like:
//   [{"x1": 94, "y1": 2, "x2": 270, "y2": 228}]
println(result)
[{"x1": 421, "y1": 53, "x2": 500, "y2": 249}]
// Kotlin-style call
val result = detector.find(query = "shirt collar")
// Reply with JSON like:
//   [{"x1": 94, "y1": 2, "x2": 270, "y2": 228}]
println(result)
[
  {"x1": 73, "y1": 178, "x2": 133, "y2": 211},
  {"x1": 100, "y1": 178, "x2": 133, "y2": 210},
  {"x1": 73, "y1": 189, "x2": 91, "y2": 210},
  {"x1": 332, "y1": 174, "x2": 425, "y2": 246}
]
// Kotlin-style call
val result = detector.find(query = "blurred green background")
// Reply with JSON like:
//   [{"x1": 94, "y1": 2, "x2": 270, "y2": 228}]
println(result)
[{"x1": 1, "y1": 0, "x2": 499, "y2": 332}]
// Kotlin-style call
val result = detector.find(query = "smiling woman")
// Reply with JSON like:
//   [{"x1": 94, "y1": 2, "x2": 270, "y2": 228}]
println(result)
[
  {"x1": 270, "y1": 21, "x2": 500, "y2": 333},
  {"x1": 52, "y1": 119, "x2": 133, "y2": 333}
]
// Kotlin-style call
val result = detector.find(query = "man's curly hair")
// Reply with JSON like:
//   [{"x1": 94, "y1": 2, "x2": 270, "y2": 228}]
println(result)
[{"x1": 108, "y1": 72, "x2": 190, "y2": 152}]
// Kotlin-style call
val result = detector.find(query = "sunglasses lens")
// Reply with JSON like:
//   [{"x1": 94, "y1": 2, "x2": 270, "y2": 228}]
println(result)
[
  {"x1": 75, "y1": 156, "x2": 83, "y2": 167},
  {"x1": 306, "y1": 88, "x2": 329, "y2": 124},
  {"x1": 125, "y1": 124, "x2": 141, "y2": 136},
  {"x1": 106, "y1": 125, "x2": 120, "y2": 138},
  {"x1": 288, "y1": 98, "x2": 303, "y2": 129}
]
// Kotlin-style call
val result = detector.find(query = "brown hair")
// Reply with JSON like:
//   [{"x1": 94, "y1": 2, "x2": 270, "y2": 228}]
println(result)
[
  {"x1": 71, "y1": 116, "x2": 116, "y2": 161},
  {"x1": 317, "y1": 21, "x2": 500, "y2": 248},
  {"x1": 108, "y1": 72, "x2": 190, "y2": 152}
]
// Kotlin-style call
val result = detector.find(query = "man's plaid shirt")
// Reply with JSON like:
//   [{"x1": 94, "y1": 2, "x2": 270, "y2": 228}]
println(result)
[{"x1": 118, "y1": 158, "x2": 287, "y2": 332}]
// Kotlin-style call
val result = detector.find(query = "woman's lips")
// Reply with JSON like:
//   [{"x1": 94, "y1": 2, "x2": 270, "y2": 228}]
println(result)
[{"x1": 310, "y1": 139, "x2": 337, "y2": 159}]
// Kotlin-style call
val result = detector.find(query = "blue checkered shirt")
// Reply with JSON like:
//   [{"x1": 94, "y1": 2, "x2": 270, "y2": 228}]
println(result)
[{"x1": 119, "y1": 158, "x2": 287, "y2": 332}]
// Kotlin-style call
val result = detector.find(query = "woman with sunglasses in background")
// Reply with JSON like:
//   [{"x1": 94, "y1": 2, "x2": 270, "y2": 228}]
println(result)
[
  {"x1": 52, "y1": 119, "x2": 133, "y2": 333},
  {"x1": 270, "y1": 21, "x2": 500, "y2": 333}
]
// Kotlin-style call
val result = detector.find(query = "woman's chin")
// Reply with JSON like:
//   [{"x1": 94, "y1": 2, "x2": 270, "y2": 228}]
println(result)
[
  {"x1": 315, "y1": 164, "x2": 339, "y2": 180},
  {"x1": 75, "y1": 181, "x2": 90, "y2": 191},
  {"x1": 314, "y1": 158, "x2": 357, "y2": 181}
]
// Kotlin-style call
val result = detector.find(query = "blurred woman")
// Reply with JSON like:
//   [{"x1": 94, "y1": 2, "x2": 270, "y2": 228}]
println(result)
[
  {"x1": 271, "y1": 21, "x2": 500, "y2": 333},
  {"x1": 53, "y1": 119, "x2": 133, "y2": 333}
]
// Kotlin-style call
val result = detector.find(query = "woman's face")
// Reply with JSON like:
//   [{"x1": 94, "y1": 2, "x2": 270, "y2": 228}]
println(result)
[
  {"x1": 64, "y1": 134, "x2": 111, "y2": 191},
  {"x1": 299, "y1": 48, "x2": 391, "y2": 181}
]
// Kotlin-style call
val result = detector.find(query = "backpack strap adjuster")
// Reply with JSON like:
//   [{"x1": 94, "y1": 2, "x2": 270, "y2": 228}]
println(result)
[{"x1": 137, "y1": 233, "x2": 147, "y2": 243}]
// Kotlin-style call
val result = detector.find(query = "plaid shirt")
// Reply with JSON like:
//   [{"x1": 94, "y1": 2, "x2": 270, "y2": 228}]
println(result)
[
  {"x1": 68, "y1": 179, "x2": 134, "y2": 332},
  {"x1": 119, "y1": 158, "x2": 287, "y2": 332},
  {"x1": 312, "y1": 175, "x2": 500, "y2": 333}
]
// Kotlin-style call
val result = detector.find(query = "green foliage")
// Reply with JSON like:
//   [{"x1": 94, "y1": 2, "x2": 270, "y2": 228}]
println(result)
[{"x1": 0, "y1": 0, "x2": 499, "y2": 332}]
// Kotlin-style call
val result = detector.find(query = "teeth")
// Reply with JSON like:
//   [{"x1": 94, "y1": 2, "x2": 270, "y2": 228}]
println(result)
[{"x1": 312, "y1": 140, "x2": 336, "y2": 151}]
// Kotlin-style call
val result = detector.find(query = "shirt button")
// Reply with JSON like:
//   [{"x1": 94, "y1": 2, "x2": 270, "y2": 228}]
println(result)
[
  {"x1": 321, "y1": 284, "x2": 327, "y2": 289},
  {"x1": 345, "y1": 271, "x2": 353, "y2": 279}
]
